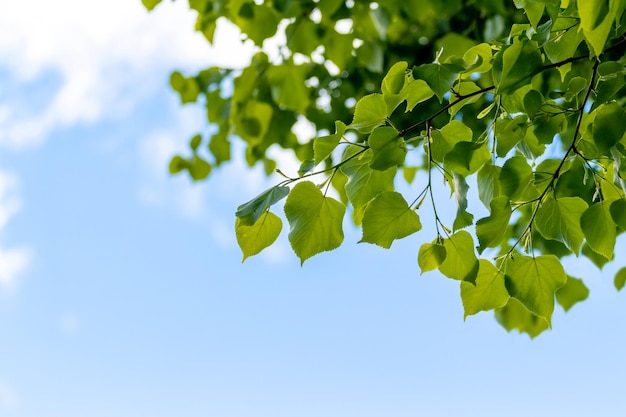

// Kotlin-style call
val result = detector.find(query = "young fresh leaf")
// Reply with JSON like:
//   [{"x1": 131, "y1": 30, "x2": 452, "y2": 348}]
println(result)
[
  {"x1": 368, "y1": 126, "x2": 406, "y2": 170},
  {"x1": 284, "y1": 181, "x2": 345, "y2": 264},
  {"x1": 497, "y1": 38, "x2": 543, "y2": 94},
  {"x1": 438, "y1": 230, "x2": 479, "y2": 283},
  {"x1": 412, "y1": 63, "x2": 460, "y2": 102},
  {"x1": 341, "y1": 148, "x2": 396, "y2": 224},
  {"x1": 314, "y1": 121, "x2": 346, "y2": 165},
  {"x1": 349, "y1": 94, "x2": 387, "y2": 133},
  {"x1": 461, "y1": 260, "x2": 509, "y2": 318},
  {"x1": 495, "y1": 297, "x2": 549, "y2": 338},
  {"x1": 476, "y1": 196, "x2": 512, "y2": 253},
  {"x1": 504, "y1": 254, "x2": 567, "y2": 326},
  {"x1": 418, "y1": 242, "x2": 447, "y2": 274},
  {"x1": 555, "y1": 276, "x2": 590, "y2": 312},
  {"x1": 592, "y1": 102, "x2": 626, "y2": 152},
  {"x1": 580, "y1": 200, "x2": 617, "y2": 260},
  {"x1": 535, "y1": 196, "x2": 588, "y2": 254},
  {"x1": 444, "y1": 141, "x2": 491, "y2": 176},
  {"x1": 610, "y1": 199, "x2": 626, "y2": 230},
  {"x1": 236, "y1": 211, "x2": 282, "y2": 261},
  {"x1": 360, "y1": 192, "x2": 422, "y2": 248}
]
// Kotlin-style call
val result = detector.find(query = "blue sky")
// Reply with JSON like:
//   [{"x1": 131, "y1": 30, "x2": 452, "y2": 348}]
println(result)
[{"x1": 1, "y1": 1, "x2": 626, "y2": 416}]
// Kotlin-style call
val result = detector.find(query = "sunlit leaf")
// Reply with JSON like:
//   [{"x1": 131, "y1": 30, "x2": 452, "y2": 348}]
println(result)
[
  {"x1": 535, "y1": 196, "x2": 588, "y2": 254},
  {"x1": 284, "y1": 181, "x2": 345, "y2": 264},
  {"x1": 418, "y1": 242, "x2": 447, "y2": 274},
  {"x1": 360, "y1": 192, "x2": 421, "y2": 248},
  {"x1": 504, "y1": 254, "x2": 567, "y2": 325},
  {"x1": 438, "y1": 230, "x2": 479, "y2": 283},
  {"x1": 556, "y1": 276, "x2": 589, "y2": 312},
  {"x1": 236, "y1": 211, "x2": 282, "y2": 261},
  {"x1": 461, "y1": 260, "x2": 509, "y2": 318}
]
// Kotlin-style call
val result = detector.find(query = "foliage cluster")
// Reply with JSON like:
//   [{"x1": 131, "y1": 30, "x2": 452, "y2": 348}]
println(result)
[{"x1": 144, "y1": 0, "x2": 626, "y2": 337}]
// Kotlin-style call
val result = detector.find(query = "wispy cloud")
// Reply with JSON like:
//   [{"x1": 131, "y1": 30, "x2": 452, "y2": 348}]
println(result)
[
  {"x1": 0, "y1": 0, "x2": 253, "y2": 149},
  {"x1": 0, "y1": 172, "x2": 31, "y2": 291}
]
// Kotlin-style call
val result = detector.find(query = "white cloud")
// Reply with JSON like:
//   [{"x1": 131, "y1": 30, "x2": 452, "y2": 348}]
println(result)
[
  {"x1": 0, "y1": 0, "x2": 254, "y2": 149},
  {"x1": 0, "y1": 172, "x2": 31, "y2": 291}
]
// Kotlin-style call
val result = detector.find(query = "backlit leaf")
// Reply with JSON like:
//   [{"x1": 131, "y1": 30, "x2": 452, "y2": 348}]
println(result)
[
  {"x1": 418, "y1": 243, "x2": 447, "y2": 274},
  {"x1": 495, "y1": 297, "x2": 549, "y2": 338},
  {"x1": 360, "y1": 192, "x2": 421, "y2": 248},
  {"x1": 476, "y1": 196, "x2": 512, "y2": 253},
  {"x1": 555, "y1": 276, "x2": 589, "y2": 312},
  {"x1": 504, "y1": 254, "x2": 567, "y2": 325},
  {"x1": 314, "y1": 121, "x2": 346, "y2": 165},
  {"x1": 368, "y1": 126, "x2": 406, "y2": 170},
  {"x1": 535, "y1": 196, "x2": 588, "y2": 254},
  {"x1": 284, "y1": 181, "x2": 345, "y2": 264},
  {"x1": 349, "y1": 94, "x2": 387, "y2": 133},
  {"x1": 580, "y1": 200, "x2": 617, "y2": 260},
  {"x1": 412, "y1": 63, "x2": 460, "y2": 102},
  {"x1": 461, "y1": 260, "x2": 509, "y2": 318},
  {"x1": 497, "y1": 38, "x2": 543, "y2": 94},
  {"x1": 236, "y1": 211, "x2": 282, "y2": 261},
  {"x1": 438, "y1": 230, "x2": 479, "y2": 283},
  {"x1": 341, "y1": 148, "x2": 396, "y2": 224}
]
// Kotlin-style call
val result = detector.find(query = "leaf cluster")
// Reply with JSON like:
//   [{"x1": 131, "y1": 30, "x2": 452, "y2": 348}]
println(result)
[{"x1": 146, "y1": 0, "x2": 626, "y2": 337}]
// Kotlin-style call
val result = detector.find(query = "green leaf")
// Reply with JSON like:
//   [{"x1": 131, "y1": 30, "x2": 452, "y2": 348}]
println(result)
[
  {"x1": 412, "y1": 63, "x2": 460, "y2": 102},
  {"x1": 404, "y1": 79, "x2": 435, "y2": 112},
  {"x1": 438, "y1": 230, "x2": 479, "y2": 283},
  {"x1": 555, "y1": 276, "x2": 589, "y2": 312},
  {"x1": 236, "y1": 211, "x2": 282, "y2": 261},
  {"x1": 368, "y1": 126, "x2": 406, "y2": 170},
  {"x1": 444, "y1": 141, "x2": 491, "y2": 176},
  {"x1": 461, "y1": 260, "x2": 509, "y2": 318},
  {"x1": 592, "y1": 102, "x2": 626, "y2": 152},
  {"x1": 535, "y1": 196, "x2": 588, "y2": 254},
  {"x1": 498, "y1": 155, "x2": 538, "y2": 202},
  {"x1": 360, "y1": 192, "x2": 422, "y2": 248},
  {"x1": 284, "y1": 181, "x2": 345, "y2": 264},
  {"x1": 610, "y1": 199, "x2": 626, "y2": 230},
  {"x1": 324, "y1": 32, "x2": 354, "y2": 70},
  {"x1": 582, "y1": 243, "x2": 611, "y2": 269},
  {"x1": 580, "y1": 200, "x2": 617, "y2": 260},
  {"x1": 169, "y1": 155, "x2": 187, "y2": 174},
  {"x1": 452, "y1": 173, "x2": 474, "y2": 231},
  {"x1": 266, "y1": 64, "x2": 310, "y2": 113},
  {"x1": 232, "y1": 2, "x2": 280, "y2": 46},
  {"x1": 349, "y1": 94, "x2": 387, "y2": 133},
  {"x1": 497, "y1": 38, "x2": 543, "y2": 94},
  {"x1": 476, "y1": 196, "x2": 512, "y2": 253},
  {"x1": 341, "y1": 148, "x2": 396, "y2": 224},
  {"x1": 495, "y1": 297, "x2": 549, "y2": 338},
  {"x1": 142, "y1": 0, "x2": 163, "y2": 11},
  {"x1": 188, "y1": 155, "x2": 212, "y2": 181},
  {"x1": 418, "y1": 243, "x2": 447, "y2": 274},
  {"x1": 430, "y1": 120, "x2": 473, "y2": 163},
  {"x1": 504, "y1": 254, "x2": 567, "y2": 325},
  {"x1": 236, "y1": 185, "x2": 290, "y2": 225},
  {"x1": 495, "y1": 115, "x2": 527, "y2": 157},
  {"x1": 449, "y1": 81, "x2": 483, "y2": 117},
  {"x1": 170, "y1": 71, "x2": 200, "y2": 104},
  {"x1": 382, "y1": 61, "x2": 408, "y2": 114},
  {"x1": 615, "y1": 267, "x2": 626, "y2": 291},
  {"x1": 579, "y1": 0, "x2": 622, "y2": 56},
  {"x1": 477, "y1": 164, "x2": 502, "y2": 209},
  {"x1": 523, "y1": 1, "x2": 545, "y2": 29},
  {"x1": 314, "y1": 121, "x2": 346, "y2": 165}
]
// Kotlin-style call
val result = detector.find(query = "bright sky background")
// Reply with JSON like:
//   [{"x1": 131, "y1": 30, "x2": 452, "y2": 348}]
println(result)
[{"x1": 1, "y1": 1, "x2": 626, "y2": 416}]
